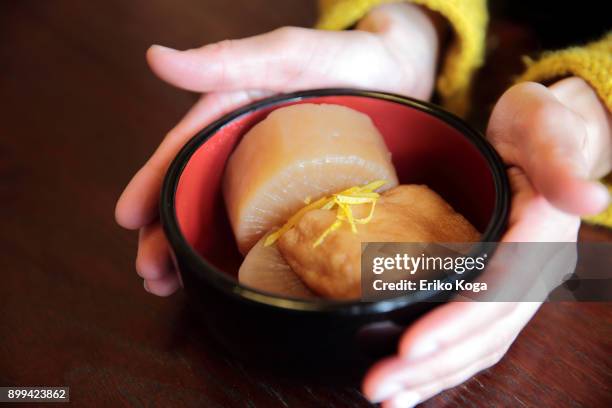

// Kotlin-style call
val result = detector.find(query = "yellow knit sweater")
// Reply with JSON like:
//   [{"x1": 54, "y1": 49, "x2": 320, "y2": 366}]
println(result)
[{"x1": 317, "y1": 0, "x2": 612, "y2": 227}]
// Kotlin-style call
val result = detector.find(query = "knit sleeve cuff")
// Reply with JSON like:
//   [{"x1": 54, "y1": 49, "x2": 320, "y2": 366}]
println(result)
[{"x1": 516, "y1": 32, "x2": 612, "y2": 112}]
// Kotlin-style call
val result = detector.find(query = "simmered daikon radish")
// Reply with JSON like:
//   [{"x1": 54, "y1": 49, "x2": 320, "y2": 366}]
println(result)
[
  {"x1": 223, "y1": 103, "x2": 398, "y2": 254},
  {"x1": 238, "y1": 234, "x2": 316, "y2": 299}
]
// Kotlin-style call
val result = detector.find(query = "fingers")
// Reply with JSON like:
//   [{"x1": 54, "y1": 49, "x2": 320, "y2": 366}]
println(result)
[
  {"x1": 487, "y1": 81, "x2": 610, "y2": 216},
  {"x1": 146, "y1": 27, "x2": 415, "y2": 95},
  {"x1": 380, "y1": 348, "x2": 504, "y2": 408},
  {"x1": 503, "y1": 167, "x2": 580, "y2": 243},
  {"x1": 136, "y1": 223, "x2": 181, "y2": 297},
  {"x1": 136, "y1": 224, "x2": 173, "y2": 281},
  {"x1": 115, "y1": 90, "x2": 265, "y2": 229},
  {"x1": 363, "y1": 302, "x2": 514, "y2": 401},
  {"x1": 364, "y1": 302, "x2": 541, "y2": 406},
  {"x1": 398, "y1": 302, "x2": 516, "y2": 360},
  {"x1": 146, "y1": 28, "x2": 301, "y2": 92},
  {"x1": 144, "y1": 274, "x2": 181, "y2": 297}
]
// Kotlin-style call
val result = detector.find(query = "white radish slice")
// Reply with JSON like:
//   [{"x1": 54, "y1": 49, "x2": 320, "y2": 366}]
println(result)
[
  {"x1": 223, "y1": 103, "x2": 398, "y2": 255},
  {"x1": 238, "y1": 234, "x2": 317, "y2": 299}
]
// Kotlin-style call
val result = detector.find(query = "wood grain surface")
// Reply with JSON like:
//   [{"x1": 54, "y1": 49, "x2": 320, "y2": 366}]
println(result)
[{"x1": 1, "y1": 1, "x2": 610, "y2": 407}]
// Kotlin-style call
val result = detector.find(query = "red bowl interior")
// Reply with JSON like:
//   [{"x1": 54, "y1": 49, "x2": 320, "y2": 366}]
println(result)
[{"x1": 174, "y1": 95, "x2": 496, "y2": 277}]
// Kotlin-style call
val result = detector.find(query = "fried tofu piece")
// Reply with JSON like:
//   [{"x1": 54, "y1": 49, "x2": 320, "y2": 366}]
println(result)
[{"x1": 277, "y1": 185, "x2": 480, "y2": 299}]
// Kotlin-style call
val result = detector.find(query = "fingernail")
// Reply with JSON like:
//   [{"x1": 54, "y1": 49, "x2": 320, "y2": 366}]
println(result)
[
  {"x1": 150, "y1": 44, "x2": 178, "y2": 53},
  {"x1": 405, "y1": 340, "x2": 438, "y2": 361},
  {"x1": 370, "y1": 382, "x2": 404, "y2": 403},
  {"x1": 391, "y1": 391, "x2": 420, "y2": 408},
  {"x1": 143, "y1": 280, "x2": 150, "y2": 292}
]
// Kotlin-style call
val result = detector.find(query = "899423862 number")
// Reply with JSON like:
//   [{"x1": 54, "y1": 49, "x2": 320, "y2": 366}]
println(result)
[{"x1": 1, "y1": 387, "x2": 69, "y2": 403}]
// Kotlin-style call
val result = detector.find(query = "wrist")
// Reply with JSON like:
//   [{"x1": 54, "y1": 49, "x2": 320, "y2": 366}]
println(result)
[{"x1": 357, "y1": 3, "x2": 442, "y2": 99}]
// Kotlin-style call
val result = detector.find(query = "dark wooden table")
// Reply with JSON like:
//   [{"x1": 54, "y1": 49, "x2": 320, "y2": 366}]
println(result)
[{"x1": 1, "y1": 1, "x2": 610, "y2": 407}]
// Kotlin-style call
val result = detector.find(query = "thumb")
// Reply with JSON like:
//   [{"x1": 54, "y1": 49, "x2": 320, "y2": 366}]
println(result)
[
  {"x1": 145, "y1": 27, "x2": 411, "y2": 95},
  {"x1": 145, "y1": 27, "x2": 335, "y2": 93},
  {"x1": 145, "y1": 28, "x2": 300, "y2": 92},
  {"x1": 488, "y1": 82, "x2": 609, "y2": 215}
]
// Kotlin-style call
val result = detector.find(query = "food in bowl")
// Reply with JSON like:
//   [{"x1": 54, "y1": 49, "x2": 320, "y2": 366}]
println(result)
[
  {"x1": 223, "y1": 103, "x2": 399, "y2": 255},
  {"x1": 275, "y1": 185, "x2": 479, "y2": 299},
  {"x1": 226, "y1": 104, "x2": 479, "y2": 300},
  {"x1": 161, "y1": 89, "x2": 509, "y2": 364}
]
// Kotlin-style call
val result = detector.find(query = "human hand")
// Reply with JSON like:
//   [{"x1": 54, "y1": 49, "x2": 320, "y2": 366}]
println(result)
[
  {"x1": 115, "y1": 3, "x2": 442, "y2": 296},
  {"x1": 363, "y1": 77, "x2": 611, "y2": 407},
  {"x1": 487, "y1": 77, "x2": 611, "y2": 216}
]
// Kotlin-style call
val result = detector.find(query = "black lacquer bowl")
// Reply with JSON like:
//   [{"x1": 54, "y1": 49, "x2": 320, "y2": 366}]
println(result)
[{"x1": 160, "y1": 89, "x2": 510, "y2": 369}]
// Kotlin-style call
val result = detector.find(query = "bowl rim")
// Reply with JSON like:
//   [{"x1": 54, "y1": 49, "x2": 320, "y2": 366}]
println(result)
[{"x1": 160, "y1": 89, "x2": 510, "y2": 315}]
